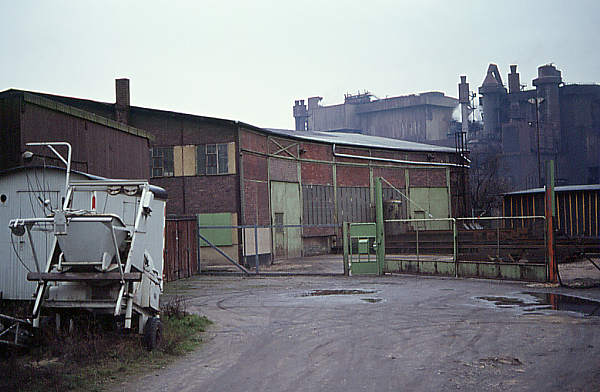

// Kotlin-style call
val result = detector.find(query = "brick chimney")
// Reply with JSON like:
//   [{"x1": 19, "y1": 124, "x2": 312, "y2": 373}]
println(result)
[{"x1": 115, "y1": 78, "x2": 130, "y2": 124}]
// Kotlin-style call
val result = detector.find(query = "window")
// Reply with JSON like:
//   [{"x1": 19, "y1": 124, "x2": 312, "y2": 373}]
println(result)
[
  {"x1": 150, "y1": 147, "x2": 174, "y2": 177},
  {"x1": 274, "y1": 213, "x2": 284, "y2": 233},
  {"x1": 197, "y1": 143, "x2": 229, "y2": 175}
]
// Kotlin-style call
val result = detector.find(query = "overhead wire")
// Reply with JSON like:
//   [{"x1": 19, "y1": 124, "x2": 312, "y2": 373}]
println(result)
[{"x1": 10, "y1": 232, "x2": 32, "y2": 273}]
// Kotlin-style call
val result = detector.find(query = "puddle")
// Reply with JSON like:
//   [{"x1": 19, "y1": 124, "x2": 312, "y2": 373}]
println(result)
[
  {"x1": 477, "y1": 292, "x2": 600, "y2": 317},
  {"x1": 361, "y1": 298, "x2": 382, "y2": 303},
  {"x1": 300, "y1": 289, "x2": 376, "y2": 297}
]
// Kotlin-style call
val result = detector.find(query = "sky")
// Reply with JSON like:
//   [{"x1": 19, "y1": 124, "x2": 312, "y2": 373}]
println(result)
[{"x1": 1, "y1": 1, "x2": 599, "y2": 129}]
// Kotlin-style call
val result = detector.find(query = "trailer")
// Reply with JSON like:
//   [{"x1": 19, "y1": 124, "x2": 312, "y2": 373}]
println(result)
[{"x1": 6, "y1": 142, "x2": 167, "y2": 349}]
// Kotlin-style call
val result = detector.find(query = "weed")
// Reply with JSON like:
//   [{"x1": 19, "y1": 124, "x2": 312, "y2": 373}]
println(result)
[{"x1": 0, "y1": 305, "x2": 212, "y2": 391}]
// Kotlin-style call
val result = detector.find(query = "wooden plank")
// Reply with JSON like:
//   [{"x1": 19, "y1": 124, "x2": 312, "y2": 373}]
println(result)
[{"x1": 27, "y1": 272, "x2": 142, "y2": 281}]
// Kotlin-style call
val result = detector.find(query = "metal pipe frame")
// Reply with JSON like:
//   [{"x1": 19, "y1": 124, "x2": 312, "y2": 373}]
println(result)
[{"x1": 26, "y1": 142, "x2": 72, "y2": 196}]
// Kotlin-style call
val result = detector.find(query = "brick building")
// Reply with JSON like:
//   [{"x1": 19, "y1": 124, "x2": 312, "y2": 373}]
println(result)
[{"x1": 1, "y1": 80, "x2": 469, "y2": 266}]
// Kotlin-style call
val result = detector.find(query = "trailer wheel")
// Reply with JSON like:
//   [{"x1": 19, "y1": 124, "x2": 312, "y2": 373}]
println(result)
[{"x1": 143, "y1": 317, "x2": 163, "y2": 351}]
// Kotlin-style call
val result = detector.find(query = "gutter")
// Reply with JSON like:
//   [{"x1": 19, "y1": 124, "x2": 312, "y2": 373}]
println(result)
[{"x1": 332, "y1": 144, "x2": 470, "y2": 168}]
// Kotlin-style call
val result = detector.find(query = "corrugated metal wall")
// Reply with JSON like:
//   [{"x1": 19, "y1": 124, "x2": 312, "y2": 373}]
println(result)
[
  {"x1": 504, "y1": 189, "x2": 600, "y2": 238},
  {"x1": 0, "y1": 169, "x2": 89, "y2": 300}
]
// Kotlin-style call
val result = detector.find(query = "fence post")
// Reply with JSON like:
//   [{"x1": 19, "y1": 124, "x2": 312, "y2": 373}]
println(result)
[
  {"x1": 453, "y1": 218, "x2": 458, "y2": 278},
  {"x1": 254, "y1": 224, "x2": 259, "y2": 274},
  {"x1": 375, "y1": 177, "x2": 385, "y2": 275},
  {"x1": 496, "y1": 225, "x2": 500, "y2": 259},
  {"x1": 416, "y1": 227, "x2": 419, "y2": 262},
  {"x1": 342, "y1": 222, "x2": 349, "y2": 276}
]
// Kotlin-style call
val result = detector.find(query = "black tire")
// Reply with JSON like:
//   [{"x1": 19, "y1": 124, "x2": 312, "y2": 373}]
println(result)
[{"x1": 143, "y1": 317, "x2": 163, "y2": 351}]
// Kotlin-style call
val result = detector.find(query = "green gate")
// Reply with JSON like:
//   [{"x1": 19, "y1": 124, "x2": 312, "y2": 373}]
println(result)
[{"x1": 342, "y1": 177, "x2": 385, "y2": 275}]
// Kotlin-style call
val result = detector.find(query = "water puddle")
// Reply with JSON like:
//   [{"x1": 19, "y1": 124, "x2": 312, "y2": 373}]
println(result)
[
  {"x1": 477, "y1": 292, "x2": 600, "y2": 317},
  {"x1": 298, "y1": 289, "x2": 383, "y2": 304},
  {"x1": 300, "y1": 289, "x2": 376, "y2": 297}
]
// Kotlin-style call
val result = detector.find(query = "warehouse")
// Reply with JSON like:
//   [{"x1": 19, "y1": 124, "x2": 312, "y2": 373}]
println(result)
[{"x1": 0, "y1": 81, "x2": 469, "y2": 272}]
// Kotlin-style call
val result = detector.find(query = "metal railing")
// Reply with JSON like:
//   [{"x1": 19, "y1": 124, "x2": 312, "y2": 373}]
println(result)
[
  {"x1": 195, "y1": 223, "x2": 342, "y2": 275},
  {"x1": 384, "y1": 216, "x2": 547, "y2": 264}
]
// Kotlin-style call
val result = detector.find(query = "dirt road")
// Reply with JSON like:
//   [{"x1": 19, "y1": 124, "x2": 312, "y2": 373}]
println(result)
[{"x1": 115, "y1": 274, "x2": 600, "y2": 391}]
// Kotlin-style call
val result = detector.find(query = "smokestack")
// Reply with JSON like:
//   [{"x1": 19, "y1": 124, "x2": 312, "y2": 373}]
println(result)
[
  {"x1": 115, "y1": 78, "x2": 130, "y2": 124},
  {"x1": 508, "y1": 65, "x2": 520, "y2": 94},
  {"x1": 458, "y1": 75, "x2": 470, "y2": 136},
  {"x1": 293, "y1": 99, "x2": 308, "y2": 131}
]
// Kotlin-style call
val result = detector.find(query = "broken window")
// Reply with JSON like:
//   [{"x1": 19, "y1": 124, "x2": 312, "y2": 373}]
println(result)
[
  {"x1": 150, "y1": 147, "x2": 174, "y2": 177},
  {"x1": 197, "y1": 143, "x2": 229, "y2": 175}
]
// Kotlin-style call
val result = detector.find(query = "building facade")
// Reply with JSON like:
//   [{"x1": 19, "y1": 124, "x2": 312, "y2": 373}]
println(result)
[
  {"x1": 474, "y1": 63, "x2": 600, "y2": 191},
  {"x1": 293, "y1": 91, "x2": 458, "y2": 146},
  {"x1": 0, "y1": 89, "x2": 152, "y2": 179},
  {"x1": 1, "y1": 81, "x2": 469, "y2": 268}
]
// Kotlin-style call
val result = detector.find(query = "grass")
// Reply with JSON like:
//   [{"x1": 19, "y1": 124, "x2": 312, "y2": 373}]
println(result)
[{"x1": 0, "y1": 298, "x2": 212, "y2": 392}]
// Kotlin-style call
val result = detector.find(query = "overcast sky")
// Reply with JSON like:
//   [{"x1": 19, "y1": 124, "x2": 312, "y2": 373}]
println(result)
[{"x1": 1, "y1": 1, "x2": 598, "y2": 129}]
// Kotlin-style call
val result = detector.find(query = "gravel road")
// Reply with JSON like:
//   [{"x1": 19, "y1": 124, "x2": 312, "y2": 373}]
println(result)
[{"x1": 114, "y1": 274, "x2": 600, "y2": 392}]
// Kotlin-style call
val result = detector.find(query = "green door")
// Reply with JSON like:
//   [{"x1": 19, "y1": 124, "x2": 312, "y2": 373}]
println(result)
[
  {"x1": 408, "y1": 187, "x2": 450, "y2": 230},
  {"x1": 270, "y1": 181, "x2": 302, "y2": 259}
]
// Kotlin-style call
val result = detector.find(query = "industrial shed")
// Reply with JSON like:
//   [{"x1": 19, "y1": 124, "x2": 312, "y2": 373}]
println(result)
[
  {"x1": 0, "y1": 89, "x2": 153, "y2": 178},
  {"x1": 503, "y1": 184, "x2": 600, "y2": 262},
  {"x1": 237, "y1": 128, "x2": 469, "y2": 263},
  {"x1": 0, "y1": 81, "x2": 470, "y2": 273},
  {"x1": 504, "y1": 184, "x2": 600, "y2": 238}
]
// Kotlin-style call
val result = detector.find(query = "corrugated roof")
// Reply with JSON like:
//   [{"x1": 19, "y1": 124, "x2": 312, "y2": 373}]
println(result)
[
  {"x1": 505, "y1": 184, "x2": 600, "y2": 195},
  {"x1": 265, "y1": 128, "x2": 457, "y2": 153}
]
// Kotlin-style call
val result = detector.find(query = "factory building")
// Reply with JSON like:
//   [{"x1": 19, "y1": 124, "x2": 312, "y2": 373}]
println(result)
[
  {"x1": 467, "y1": 63, "x2": 600, "y2": 191},
  {"x1": 0, "y1": 88, "x2": 152, "y2": 178},
  {"x1": 0, "y1": 81, "x2": 468, "y2": 272},
  {"x1": 293, "y1": 91, "x2": 458, "y2": 146}
]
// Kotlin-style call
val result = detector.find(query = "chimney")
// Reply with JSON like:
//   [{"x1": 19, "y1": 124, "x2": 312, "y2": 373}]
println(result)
[
  {"x1": 293, "y1": 99, "x2": 308, "y2": 131},
  {"x1": 458, "y1": 75, "x2": 470, "y2": 136},
  {"x1": 508, "y1": 65, "x2": 520, "y2": 94},
  {"x1": 115, "y1": 78, "x2": 130, "y2": 124}
]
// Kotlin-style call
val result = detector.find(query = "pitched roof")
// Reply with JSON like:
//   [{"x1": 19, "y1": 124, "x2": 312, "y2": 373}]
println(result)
[
  {"x1": 0, "y1": 89, "x2": 155, "y2": 142},
  {"x1": 1, "y1": 88, "x2": 458, "y2": 154},
  {"x1": 265, "y1": 128, "x2": 457, "y2": 153}
]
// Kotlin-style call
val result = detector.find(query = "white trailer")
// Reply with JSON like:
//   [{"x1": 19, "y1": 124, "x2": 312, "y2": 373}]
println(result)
[{"x1": 6, "y1": 142, "x2": 167, "y2": 349}]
